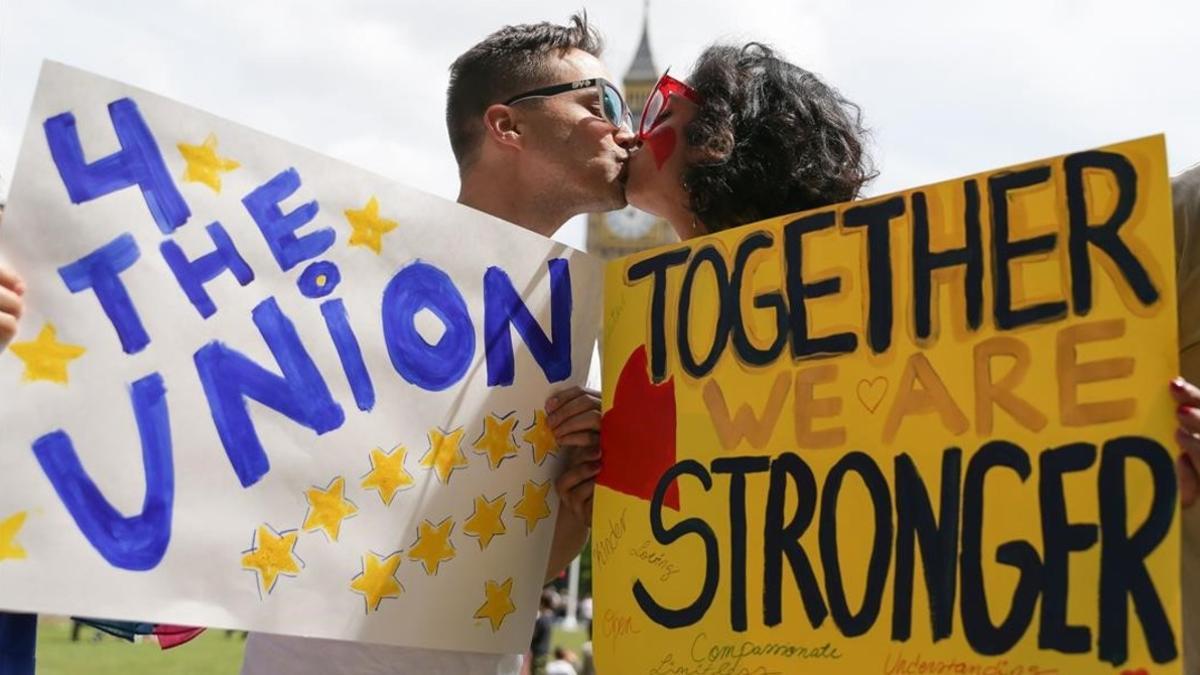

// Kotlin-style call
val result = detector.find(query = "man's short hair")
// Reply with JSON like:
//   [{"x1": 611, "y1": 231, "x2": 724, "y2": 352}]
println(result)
[{"x1": 446, "y1": 12, "x2": 603, "y2": 170}]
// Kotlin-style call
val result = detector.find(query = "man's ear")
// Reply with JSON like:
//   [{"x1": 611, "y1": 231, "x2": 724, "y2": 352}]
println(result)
[{"x1": 482, "y1": 104, "x2": 523, "y2": 151}]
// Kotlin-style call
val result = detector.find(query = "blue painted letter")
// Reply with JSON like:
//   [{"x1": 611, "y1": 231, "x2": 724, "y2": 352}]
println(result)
[
  {"x1": 58, "y1": 233, "x2": 150, "y2": 354},
  {"x1": 43, "y1": 98, "x2": 190, "y2": 233},
  {"x1": 195, "y1": 297, "x2": 344, "y2": 487},
  {"x1": 321, "y1": 298, "x2": 374, "y2": 411},
  {"x1": 32, "y1": 373, "x2": 174, "y2": 571},
  {"x1": 160, "y1": 221, "x2": 255, "y2": 319},
  {"x1": 381, "y1": 261, "x2": 475, "y2": 391},
  {"x1": 484, "y1": 258, "x2": 572, "y2": 386},
  {"x1": 242, "y1": 168, "x2": 334, "y2": 271}
]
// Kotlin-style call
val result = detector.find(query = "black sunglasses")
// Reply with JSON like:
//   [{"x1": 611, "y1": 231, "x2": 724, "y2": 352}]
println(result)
[{"x1": 504, "y1": 78, "x2": 633, "y2": 131}]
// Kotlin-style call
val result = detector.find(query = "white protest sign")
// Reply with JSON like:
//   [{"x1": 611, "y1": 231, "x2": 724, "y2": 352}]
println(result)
[{"x1": 0, "y1": 61, "x2": 602, "y2": 654}]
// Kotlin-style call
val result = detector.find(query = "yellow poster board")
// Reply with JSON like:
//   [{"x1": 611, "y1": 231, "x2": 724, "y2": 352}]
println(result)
[{"x1": 594, "y1": 136, "x2": 1180, "y2": 673}]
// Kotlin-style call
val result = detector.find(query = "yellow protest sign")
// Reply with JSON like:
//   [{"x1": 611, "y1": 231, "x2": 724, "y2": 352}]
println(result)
[{"x1": 594, "y1": 136, "x2": 1180, "y2": 673}]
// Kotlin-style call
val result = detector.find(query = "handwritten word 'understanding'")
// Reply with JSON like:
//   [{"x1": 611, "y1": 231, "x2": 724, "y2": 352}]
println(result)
[
  {"x1": 31, "y1": 97, "x2": 573, "y2": 570},
  {"x1": 627, "y1": 151, "x2": 1158, "y2": 382}
]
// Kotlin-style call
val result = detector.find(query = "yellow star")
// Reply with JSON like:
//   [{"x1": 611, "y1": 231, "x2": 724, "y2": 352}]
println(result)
[
  {"x1": 419, "y1": 427, "x2": 469, "y2": 484},
  {"x1": 473, "y1": 578, "x2": 516, "y2": 632},
  {"x1": 177, "y1": 133, "x2": 240, "y2": 193},
  {"x1": 361, "y1": 445, "x2": 415, "y2": 506},
  {"x1": 513, "y1": 480, "x2": 553, "y2": 535},
  {"x1": 344, "y1": 196, "x2": 398, "y2": 254},
  {"x1": 7, "y1": 323, "x2": 86, "y2": 384},
  {"x1": 349, "y1": 551, "x2": 404, "y2": 613},
  {"x1": 241, "y1": 525, "x2": 302, "y2": 594},
  {"x1": 302, "y1": 476, "x2": 359, "y2": 542},
  {"x1": 463, "y1": 494, "x2": 507, "y2": 550},
  {"x1": 523, "y1": 409, "x2": 559, "y2": 465},
  {"x1": 407, "y1": 517, "x2": 456, "y2": 576},
  {"x1": 472, "y1": 414, "x2": 519, "y2": 469},
  {"x1": 0, "y1": 511, "x2": 28, "y2": 562}
]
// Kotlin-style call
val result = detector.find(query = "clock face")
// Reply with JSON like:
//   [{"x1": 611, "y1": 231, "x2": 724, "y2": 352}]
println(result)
[{"x1": 605, "y1": 206, "x2": 658, "y2": 239}]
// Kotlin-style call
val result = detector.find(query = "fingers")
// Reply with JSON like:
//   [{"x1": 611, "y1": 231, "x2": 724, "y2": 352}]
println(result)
[
  {"x1": 1180, "y1": 452, "x2": 1199, "y2": 508},
  {"x1": 556, "y1": 430, "x2": 599, "y2": 448},
  {"x1": 0, "y1": 267, "x2": 27, "y2": 351},
  {"x1": 0, "y1": 312, "x2": 16, "y2": 351},
  {"x1": 556, "y1": 457, "x2": 601, "y2": 522},
  {"x1": 0, "y1": 266, "x2": 24, "y2": 296},
  {"x1": 553, "y1": 410, "x2": 601, "y2": 443},
  {"x1": 1179, "y1": 403, "x2": 1200, "y2": 437},
  {"x1": 1177, "y1": 427, "x2": 1200, "y2": 505},
  {"x1": 1169, "y1": 377, "x2": 1200, "y2": 408},
  {"x1": 0, "y1": 285, "x2": 23, "y2": 321},
  {"x1": 546, "y1": 387, "x2": 600, "y2": 425},
  {"x1": 547, "y1": 386, "x2": 602, "y2": 448}
]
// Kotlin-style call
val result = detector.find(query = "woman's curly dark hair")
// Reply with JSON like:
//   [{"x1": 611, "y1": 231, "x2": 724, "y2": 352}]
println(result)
[{"x1": 683, "y1": 43, "x2": 877, "y2": 231}]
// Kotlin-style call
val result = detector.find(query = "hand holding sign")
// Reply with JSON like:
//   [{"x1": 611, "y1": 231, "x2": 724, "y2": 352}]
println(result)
[
  {"x1": 0, "y1": 263, "x2": 24, "y2": 352},
  {"x1": 1170, "y1": 377, "x2": 1200, "y2": 506},
  {"x1": 547, "y1": 386, "x2": 602, "y2": 525}
]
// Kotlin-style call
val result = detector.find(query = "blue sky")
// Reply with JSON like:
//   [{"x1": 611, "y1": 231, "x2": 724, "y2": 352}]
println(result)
[{"x1": 2, "y1": 0, "x2": 1196, "y2": 250}]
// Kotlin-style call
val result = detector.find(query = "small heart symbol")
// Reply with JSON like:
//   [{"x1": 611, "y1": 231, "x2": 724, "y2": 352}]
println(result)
[{"x1": 857, "y1": 377, "x2": 888, "y2": 413}]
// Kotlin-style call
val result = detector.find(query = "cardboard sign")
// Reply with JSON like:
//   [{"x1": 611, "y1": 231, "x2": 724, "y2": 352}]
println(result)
[
  {"x1": 594, "y1": 136, "x2": 1180, "y2": 673},
  {"x1": 0, "y1": 61, "x2": 602, "y2": 654}
]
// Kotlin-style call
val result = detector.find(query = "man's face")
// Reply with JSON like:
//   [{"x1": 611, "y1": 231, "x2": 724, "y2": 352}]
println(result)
[{"x1": 515, "y1": 49, "x2": 635, "y2": 215}]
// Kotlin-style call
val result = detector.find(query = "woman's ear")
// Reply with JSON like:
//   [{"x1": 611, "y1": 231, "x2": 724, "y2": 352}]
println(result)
[{"x1": 482, "y1": 104, "x2": 522, "y2": 150}]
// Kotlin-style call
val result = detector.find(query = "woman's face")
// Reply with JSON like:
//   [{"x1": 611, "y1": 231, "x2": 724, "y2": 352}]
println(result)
[{"x1": 625, "y1": 94, "x2": 702, "y2": 238}]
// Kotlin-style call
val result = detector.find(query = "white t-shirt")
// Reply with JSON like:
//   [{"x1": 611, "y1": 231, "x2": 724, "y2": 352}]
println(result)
[
  {"x1": 545, "y1": 659, "x2": 577, "y2": 675},
  {"x1": 240, "y1": 632, "x2": 522, "y2": 675}
]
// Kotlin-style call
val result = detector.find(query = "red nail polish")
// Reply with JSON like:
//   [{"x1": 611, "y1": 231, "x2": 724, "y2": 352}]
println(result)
[
  {"x1": 1181, "y1": 405, "x2": 1194, "y2": 416},
  {"x1": 1172, "y1": 378, "x2": 1187, "y2": 390}
]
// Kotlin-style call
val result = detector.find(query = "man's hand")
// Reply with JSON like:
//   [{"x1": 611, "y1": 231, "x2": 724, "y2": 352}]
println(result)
[
  {"x1": 547, "y1": 386, "x2": 601, "y2": 526},
  {"x1": 0, "y1": 263, "x2": 25, "y2": 353},
  {"x1": 1172, "y1": 377, "x2": 1200, "y2": 506}
]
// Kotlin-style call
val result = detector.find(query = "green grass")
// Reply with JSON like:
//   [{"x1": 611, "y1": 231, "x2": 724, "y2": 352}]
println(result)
[
  {"x1": 29, "y1": 614, "x2": 590, "y2": 667},
  {"x1": 32, "y1": 617, "x2": 587, "y2": 673},
  {"x1": 550, "y1": 624, "x2": 589, "y2": 658},
  {"x1": 34, "y1": 617, "x2": 245, "y2": 675}
]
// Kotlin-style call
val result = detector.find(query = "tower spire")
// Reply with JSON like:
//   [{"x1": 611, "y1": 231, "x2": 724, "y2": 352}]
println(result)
[{"x1": 625, "y1": 0, "x2": 657, "y2": 83}]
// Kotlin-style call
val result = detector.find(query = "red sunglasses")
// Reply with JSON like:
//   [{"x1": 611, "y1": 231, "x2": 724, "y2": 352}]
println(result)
[{"x1": 638, "y1": 70, "x2": 704, "y2": 140}]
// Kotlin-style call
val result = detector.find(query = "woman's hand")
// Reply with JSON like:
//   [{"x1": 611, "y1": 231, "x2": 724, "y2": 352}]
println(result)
[
  {"x1": 1171, "y1": 377, "x2": 1200, "y2": 506},
  {"x1": 0, "y1": 264, "x2": 25, "y2": 353}
]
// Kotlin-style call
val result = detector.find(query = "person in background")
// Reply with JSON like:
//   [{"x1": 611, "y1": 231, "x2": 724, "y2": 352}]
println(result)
[
  {"x1": 544, "y1": 647, "x2": 577, "y2": 675},
  {"x1": 529, "y1": 591, "x2": 556, "y2": 675}
]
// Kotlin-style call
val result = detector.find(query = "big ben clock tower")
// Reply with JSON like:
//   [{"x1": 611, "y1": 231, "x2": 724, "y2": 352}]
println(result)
[{"x1": 585, "y1": 3, "x2": 678, "y2": 260}]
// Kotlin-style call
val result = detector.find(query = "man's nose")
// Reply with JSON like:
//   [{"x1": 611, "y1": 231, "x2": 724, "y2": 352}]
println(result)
[{"x1": 614, "y1": 123, "x2": 637, "y2": 150}]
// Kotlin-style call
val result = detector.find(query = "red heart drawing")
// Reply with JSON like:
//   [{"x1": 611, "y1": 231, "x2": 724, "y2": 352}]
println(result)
[
  {"x1": 1120, "y1": 668, "x2": 1149, "y2": 675},
  {"x1": 598, "y1": 345, "x2": 679, "y2": 510},
  {"x1": 644, "y1": 126, "x2": 677, "y2": 170}
]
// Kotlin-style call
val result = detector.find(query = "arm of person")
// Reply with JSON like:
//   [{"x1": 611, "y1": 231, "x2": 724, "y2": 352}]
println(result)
[
  {"x1": 0, "y1": 263, "x2": 25, "y2": 353},
  {"x1": 1172, "y1": 377, "x2": 1200, "y2": 507},
  {"x1": 543, "y1": 386, "x2": 601, "y2": 583}
]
